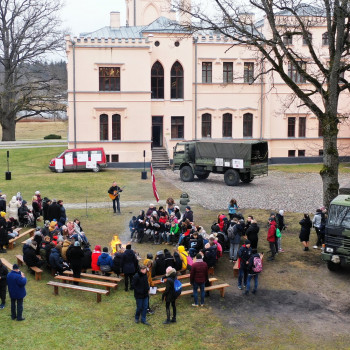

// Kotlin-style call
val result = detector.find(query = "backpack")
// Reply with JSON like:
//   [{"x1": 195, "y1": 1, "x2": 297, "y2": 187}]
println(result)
[
  {"x1": 252, "y1": 256, "x2": 263, "y2": 273},
  {"x1": 173, "y1": 278, "x2": 182, "y2": 298},
  {"x1": 100, "y1": 265, "x2": 112, "y2": 273},
  {"x1": 227, "y1": 224, "x2": 235, "y2": 239},
  {"x1": 186, "y1": 255, "x2": 193, "y2": 266}
]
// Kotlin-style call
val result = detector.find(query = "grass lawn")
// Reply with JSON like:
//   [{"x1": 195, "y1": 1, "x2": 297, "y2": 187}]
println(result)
[
  {"x1": 269, "y1": 162, "x2": 350, "y2": 173},
  {"x1": 1, "y1": 205, "x2": 349, "y2": 349},
  {"x1": 0, "y1": 121, "x2": 68, "y2": 140},
  {"x1": 0, "y1": 147, "x2": 181, "y2": 203}
]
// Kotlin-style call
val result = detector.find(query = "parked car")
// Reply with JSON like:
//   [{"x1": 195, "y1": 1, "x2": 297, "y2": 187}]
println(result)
[{"x1": 49, "y1": 147, "x2": 107, "y2": 173}]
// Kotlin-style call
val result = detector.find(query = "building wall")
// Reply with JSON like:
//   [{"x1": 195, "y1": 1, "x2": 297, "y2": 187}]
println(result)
[{"x1": 66, "y1": 11, "x2": 350, "y2": 165}]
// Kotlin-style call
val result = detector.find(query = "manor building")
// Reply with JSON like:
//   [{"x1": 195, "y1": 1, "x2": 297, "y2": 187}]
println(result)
[{"x1": 66, "y1": 1, "x2": 350, "y2": 167}]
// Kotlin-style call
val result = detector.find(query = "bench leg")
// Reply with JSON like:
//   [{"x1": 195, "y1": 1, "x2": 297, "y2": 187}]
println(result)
[
  {"x1": 219, "y1": 288, "x2": 225, "y2": 298},
  {"x1": 8, "y1": 243, "x2": 13, "y2": 250},
  {"x1": 96, "y1": 294, "x2": 102, "y2": 303},
  {"x1": 54, "y1": 286, "x2": 59, "y2": 295},
  {"x1": 106, "y1": 287, "x2": 110, "y2": 296},
  {"x1": 35, "y1": 272, "x2": 42, "y2": 281},
  {"x1": 17, "y1": 258, "x2": 23, "y2": 266}
]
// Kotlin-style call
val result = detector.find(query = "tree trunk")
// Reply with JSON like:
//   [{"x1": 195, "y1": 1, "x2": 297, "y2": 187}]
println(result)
[
  {"x1": 320, "y1": 115, "x2": 339, "y2": 209},
  {"x1": 1, "y1": 117, "x2": 16, "y2": 141}
]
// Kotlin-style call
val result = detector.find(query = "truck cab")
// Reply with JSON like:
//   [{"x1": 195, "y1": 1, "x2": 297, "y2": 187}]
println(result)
[{"x1": 322, "y1": 195, "x2": 350, "y2": 271}]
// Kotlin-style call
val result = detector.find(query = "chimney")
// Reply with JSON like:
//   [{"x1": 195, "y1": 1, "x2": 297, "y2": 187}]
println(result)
[{"x1": 110, "y1": 12, "x2": 121, "y2": 28}]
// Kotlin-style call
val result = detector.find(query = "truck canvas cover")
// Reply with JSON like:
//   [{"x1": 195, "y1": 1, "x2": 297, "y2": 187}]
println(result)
[{"x1": 194, "y1": 140, "x2": 262, "y2": 160}]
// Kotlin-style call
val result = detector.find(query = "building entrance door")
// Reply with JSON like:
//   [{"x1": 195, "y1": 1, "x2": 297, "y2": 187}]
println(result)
[{"x1": 152, "y1": 116, "x2": 163, "y2": 147}]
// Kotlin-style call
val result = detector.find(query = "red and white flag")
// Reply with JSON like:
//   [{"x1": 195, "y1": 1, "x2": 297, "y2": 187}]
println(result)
[{"x1": 150, "y1": 163, "x2": 160, "y2": 202}]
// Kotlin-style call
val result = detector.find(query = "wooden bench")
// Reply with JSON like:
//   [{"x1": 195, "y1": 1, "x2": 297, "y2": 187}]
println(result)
[
  {"x1": 47, "y1": 281, "x2": 109, "y2": 303},
  {"x1": 8, "y1": 228, "x2": 35, "y2": 249},
  {"x1": 152, "y1": 273, "x2": 190, "y2": 286},
  {"x1": 0, "y1": 258, "x2": 13, "y2": 271},
  {"x1": 233, "y1": 261, "x2": 239, "y2": 277},
  {"x1": 157, "y1": 278, "x2": 218, "y2": 293},
  {"x1": 181, "y1": 283, "x2": 230, "y2": 298},
  {"x1": 54, "y1": 275, "x2": 117, "y2": 293},
  {"x1": 15, "y1": 254, "x2": 43, "y2": 281},
  {"x1": 63, "y1": 270, "x2": 122, "y2": 283}
]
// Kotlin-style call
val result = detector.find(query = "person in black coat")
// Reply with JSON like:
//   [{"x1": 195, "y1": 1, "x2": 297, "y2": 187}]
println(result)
[
  {"x1": 181, "y1": 206, "x2": 193, "y2": 224},
  {"x1": 42, "y1": 198, "x2": 51, "y2": 222},
  {"x1": 0, "y1": 259, "x2": 8, "y2": 308},
  {"x1": 58, "y1": 200, "x2": 66, "y2": 223},
  {"x1": 299, "y1": 214, "x2": 313, "y2": 251},
  {"x1": 162, "y1": 267, "x2": 178, "y2": 324},
  {"x1": 47, "y1": 199, "x2": 61, "y2": 222},
  {"x1": 246, "y1": 220, "x2": 260, "y2": 253},
  {"x1": 67, "y1": 241, "x2": 84, "y2": 283},
  {"x1": 132, "y1": 265, "x2": 150, "y2": 325},
  {"x1": 0, "y1": 196, "x2": 6, "y2": 213},
  {"x1": 82, "y1": 247, "x2": 92, "y2": 270},
  {"x1": 112, "y1": 249, "x2": 124, "y2": 277},
  {"x1": 49, "y1": 247, "x2": 65, "y2": 275},
  {"x1": 164, "y1": 249, "x2": 175, "y2": 270},
  {"x1": 0, "y1": 215, "x2": 8, "y2": 253},
  {"x1": 203, "y1": 239, "x2": 218, "y2": 268},
  {"x1": 152, "y1": 251, "x2": 166, "y2": 277},
  {"x1": 23, "y1": 242, "x2": 44, "y2": 269},
  {"x1": 121, "y1": 244, "x2": 138, "y2": 291}
]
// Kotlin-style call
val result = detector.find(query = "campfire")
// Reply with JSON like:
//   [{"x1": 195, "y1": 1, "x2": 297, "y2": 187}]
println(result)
[{"x1": 110, "y1": 235, "x2": 123, "y2": 254}]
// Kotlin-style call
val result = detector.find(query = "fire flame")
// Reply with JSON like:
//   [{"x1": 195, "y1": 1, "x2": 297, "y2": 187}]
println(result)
[{"x1": 110, "y1": 235, "x2": 122, "y2": 254}]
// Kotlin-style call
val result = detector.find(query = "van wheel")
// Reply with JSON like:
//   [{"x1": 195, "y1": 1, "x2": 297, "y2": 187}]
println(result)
[
  {"x1": 224, "y1": 169, "x2": 240, "y2": 186},
  {"x1": 327, "y1": 261, "x2": 341, "y2": 272},
  {"x1": 92, "y1": 165, "x2": 100, "y2": 173},
  {"x1": 197, "y1": 172, "x2": 210, "y2": 180},
  {"x1": 56, "y1": 169, "x2": 63, "y2": 173},
  {"x1": 180, "y1": 166, "x2": 194, "y2": 182}
]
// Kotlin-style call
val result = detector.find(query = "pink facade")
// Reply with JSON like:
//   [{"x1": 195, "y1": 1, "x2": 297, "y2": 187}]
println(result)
[{"x1": 66, "y1": 2, "x2": 350, "y2": 166}]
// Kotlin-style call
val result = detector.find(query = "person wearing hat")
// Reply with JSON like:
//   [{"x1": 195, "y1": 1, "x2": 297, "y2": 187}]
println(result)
[
  {"x1": 42, "y1": 198, "x2": 51, "y2": 222},
  {"x1": 162, "y1": 266, "x2": 178, "y2": 324},
  {"x1": 8, "y1": 196, "x2": 21, "y2": 221},
  {"x1": 132, "y1": 264, "x2": 150, "y2": 325},
  {"x1": 7, "y1": 264, "x2": 27, "y2": 320},
  {"x1": 34, "y1": 191, "x2": 42, "y2": 215},
  {"x1": 47, "y1": 199, "x2": 61, "y2": 222},
  {"x1": 0, "y1": 193, "x2": 6, "y2": 213},
  {"x1": 237, "y1": 240, "x2": 252, "y2": 290},
  {"x1": 0, "y1": 258, "x2": 8, "y2": 309}
]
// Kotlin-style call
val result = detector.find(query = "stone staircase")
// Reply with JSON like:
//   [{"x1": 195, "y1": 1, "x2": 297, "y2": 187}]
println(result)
[{"x1": 152, "y1": 147, "x2": 170, "y2": 169}]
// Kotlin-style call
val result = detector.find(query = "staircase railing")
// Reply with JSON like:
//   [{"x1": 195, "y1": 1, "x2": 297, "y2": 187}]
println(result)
[{"x1": 164, "y1": 138, "x2": 171, "y2": 166}]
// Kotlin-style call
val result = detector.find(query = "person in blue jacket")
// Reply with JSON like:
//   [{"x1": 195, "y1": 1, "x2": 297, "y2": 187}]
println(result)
[
  {"x1": 7, "y1": 264, "x2": 27, "y2": 321},
  {"x1": 97, "y1": 247, "x2": 114, "y2": 276}
]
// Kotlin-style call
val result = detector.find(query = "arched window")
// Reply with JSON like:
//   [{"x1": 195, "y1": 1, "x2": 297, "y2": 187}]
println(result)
[
  {"x1": 151, "y1": 61, "x2": 164, "y2": 99},
  {"x1": 100, "y1": 114, "x2": 108, "y2": 140},
  {"x1": 322, "y1": 32, "x2": 329, "y2": 46},
  {"x1": 243, "y1": 113, "x2": 253, "y2": 137},
  {"x1": 171, "y1": 61, "x2": 184, "y2": 99},
  {"x1": 223, "y1": 113, "x2": 232, "y2": 137},
  {"x1": 112, "y1": 114, "x2": 121, "y2": 140},
  {"x1": 202, "y1": 113, "x2": 212, "y2": 138}
]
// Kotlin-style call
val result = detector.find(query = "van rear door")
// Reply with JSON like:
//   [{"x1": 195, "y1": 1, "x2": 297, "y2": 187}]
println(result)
[{"x1": 63, "y1": 151, "x2": 77, "y2": 171}]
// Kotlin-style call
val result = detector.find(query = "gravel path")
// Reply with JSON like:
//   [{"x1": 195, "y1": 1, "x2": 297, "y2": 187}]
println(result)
[{"x1": 157, "y1": 169, "x2": 349, "y2": 213}]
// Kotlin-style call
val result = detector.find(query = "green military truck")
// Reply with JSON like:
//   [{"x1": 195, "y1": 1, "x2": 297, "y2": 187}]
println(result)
[
  {"x1": 321, "y1": 190, "x2": 350, "y2": 271},
  {"x1": 172, "y1": 140, "x2": 268, "y2": 186}
]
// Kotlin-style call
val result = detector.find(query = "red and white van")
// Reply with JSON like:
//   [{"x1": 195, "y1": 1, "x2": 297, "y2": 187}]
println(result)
[{"x1": 49, "y1": 147, "x2": 107, "y2": 173}]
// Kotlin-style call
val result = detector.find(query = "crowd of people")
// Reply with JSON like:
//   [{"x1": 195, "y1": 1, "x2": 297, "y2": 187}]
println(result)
[{"x1": 0, "y1": 189, "x2": 329, "y2": 323}]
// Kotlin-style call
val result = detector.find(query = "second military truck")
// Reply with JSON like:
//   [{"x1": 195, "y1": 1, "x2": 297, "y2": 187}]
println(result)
[{"x1": 172, "y1": 140, "x2": 268, "y2": 186}]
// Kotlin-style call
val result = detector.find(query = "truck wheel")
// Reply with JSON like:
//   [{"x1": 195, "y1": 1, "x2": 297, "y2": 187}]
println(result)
[
  {"x1": 180, "y1": 166, "x2": 194, "y2": 182},
  {"x1": 224, "y1": 169, "x2": 240, "y2": 186},
  {"x1": 197, "y1": 172, "x2": 210, "y2": 180},
  {"x1": 327, "y1": 261, "x2": 341, "y2": 272},
  {"x1": 92, "y1": 164, "x2": 100, "y2": 173}
]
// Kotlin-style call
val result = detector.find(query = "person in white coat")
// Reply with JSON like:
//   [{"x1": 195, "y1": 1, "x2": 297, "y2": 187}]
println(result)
[{"x1": 8, "y1": 196, "x2": 21, "y2": 221}]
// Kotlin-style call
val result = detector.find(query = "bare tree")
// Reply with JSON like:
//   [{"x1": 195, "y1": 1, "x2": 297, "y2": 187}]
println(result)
[
  {"x1": 0, "y1": 0, "x2": 65, "y2": 141},
  {"x1": 176, "y1": 0, "x2": 350, "y2": 207}
]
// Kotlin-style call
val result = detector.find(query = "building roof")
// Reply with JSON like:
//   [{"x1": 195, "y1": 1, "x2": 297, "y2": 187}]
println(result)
[
  {"x1": 79, "y1": 16, "x2": 188, "y2": 39},
  {"x1": 276, "y1": 4, "x2": 325, "y2": 17}
]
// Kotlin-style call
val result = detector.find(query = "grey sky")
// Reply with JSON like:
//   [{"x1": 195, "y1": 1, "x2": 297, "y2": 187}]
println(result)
[{"x1": 62, "y1": 0, "x2": 126, "y2": 37}]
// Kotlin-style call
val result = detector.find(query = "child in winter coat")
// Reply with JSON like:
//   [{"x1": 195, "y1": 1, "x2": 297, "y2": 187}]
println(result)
[{"x1": 91, "y1": 245, "x2": 102, "y2": 274}]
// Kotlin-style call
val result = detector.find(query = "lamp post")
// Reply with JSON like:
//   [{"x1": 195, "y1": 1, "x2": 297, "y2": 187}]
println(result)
[{"x1": 141, "y1": 150, "x2": 147, "y2": 179}]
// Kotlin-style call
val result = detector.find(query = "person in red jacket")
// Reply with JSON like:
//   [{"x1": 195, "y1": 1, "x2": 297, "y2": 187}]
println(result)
[
  {"x1": 190, "y1": 253, "x2": 208, "y2": 307},
  {"x1": 267, "y1": 220, "x2": 277, "y2": 261},
  {"x1": 91, "y1": 245, "x2": 102, "y2": 274}
]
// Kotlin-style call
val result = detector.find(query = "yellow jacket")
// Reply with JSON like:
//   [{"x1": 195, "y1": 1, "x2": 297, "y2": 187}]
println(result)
[
  {"x1": 177, "y1": 246, "x2": 188, "y2": 271},
  {"x1": 143, "y1": 258, "x2": 154, "y2": 287}
]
